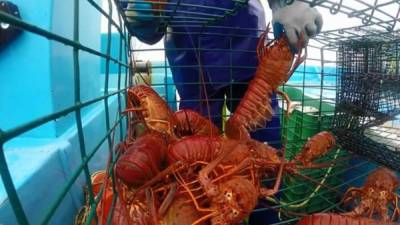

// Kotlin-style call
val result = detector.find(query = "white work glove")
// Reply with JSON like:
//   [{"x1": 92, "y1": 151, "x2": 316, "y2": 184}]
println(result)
[{"x1": 271, "y1": 1, "x2": 323, "y2": 51}]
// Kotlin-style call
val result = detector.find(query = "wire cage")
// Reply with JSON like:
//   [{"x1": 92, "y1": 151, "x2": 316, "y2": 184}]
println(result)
[
  {"x1": 333, "y1": 38, "x2": 400, "y2": 171},
  {"x1": 0, "y1": 1, "x2": 399, "y2": 225}
]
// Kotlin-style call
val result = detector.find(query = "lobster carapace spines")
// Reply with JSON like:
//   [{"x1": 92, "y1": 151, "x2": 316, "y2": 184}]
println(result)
[
  {"x1": 341, "y1": 167, "x2": 400, "y2": 222},
  {"x1": 125, "y1": 85, "x2": 178, "y2": 140},
  {"x1": 225, "y1": 25, "x2": 307, "y2": 140}
]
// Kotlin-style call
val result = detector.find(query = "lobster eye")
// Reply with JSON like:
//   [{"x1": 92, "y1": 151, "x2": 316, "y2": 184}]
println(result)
[
  {"x1": 368, "y1": 188, "x2": 374, "y2": 195},
  {"x1": 225, "y1": 191, "x2": 233, "y2": 200},
  {"x1": 231, "y1": 209, "x2": 239, "y2": 217}
]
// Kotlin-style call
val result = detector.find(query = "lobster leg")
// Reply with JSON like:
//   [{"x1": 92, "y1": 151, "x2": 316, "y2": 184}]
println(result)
[
  {"x1": 191, "y1": 212, "x2": 218, "y2": 225},
  {"x1": 145, "y1": 189, "x2": 160, "y2": 225},
  {"x1": 275, "y1": 89, "x2": 293, "y2": 116},
  {"x1": 133, "y1": 161, "x2": 185, "y2": 198},
  {"x1": 391, "y1": 194, "x2": 400, "y2": 221},
  {"x1": 123, "y1": 107, "x2": 145, "y2": 113},
  {"x1": 257, "y1": 24, "x2": 275, "y2": 61},
  {"x1": 209, "y1": 157, "x2": 256, "y2": 184},
  {"x1": 158, "y1": 182, "x2": 178, "y2": 216},
  {"x1": 342, "y1": 187, "x2": 362, "y2": 206},
  {"x1": 343, "y1": 198, "x2": 372, "y2": 218},
  {"x1": 173, "y1": 169, "x2": 214, "y2": 213},
  {"x1": 368, "y1": 203, "x2": 376, "y2": 218},
  {"x1": 260, "y1": 160, "x2": 285, "y2": 197},
  {"x1": 286, "y1": 32, "x2": 307, "y2": 80},
  {"x1": 257, "y1": 27, "x2": 269, "y2": 61},
  {"x1": 198, "y1": 143, "x2": 243, "y2": 196}
]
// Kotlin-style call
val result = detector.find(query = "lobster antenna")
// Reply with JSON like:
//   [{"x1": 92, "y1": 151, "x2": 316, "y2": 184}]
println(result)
[
  {"x1": 290, "y1": 171, "x2": 342, "y2": 196},
  {"x1": 173, "y1": 168, "x2": 214, "y2": 213},
  {"x1": 183, "y1": 24, "x2": 215, "y2": 135},
  {"x1": 286, "y1": 32, "x2": 307, "y2": 80},
  {"x1": 257, "y1": 200, "x2": 309, "y2": 218},
  {"x1": 184, "y1": 110, "x2": 193, "y2": 135},
  {"x1": 191, "y1": 212, "x2": 218, "y2": 225}
]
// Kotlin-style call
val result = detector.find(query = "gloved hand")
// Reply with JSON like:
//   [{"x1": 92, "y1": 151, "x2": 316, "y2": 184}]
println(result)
[
  {"x1": 271, "y1": 1, "x2": 323, "y2": 51},
  {"x1": 124, "y1": 1, "x2": 166, "y2": 44}
]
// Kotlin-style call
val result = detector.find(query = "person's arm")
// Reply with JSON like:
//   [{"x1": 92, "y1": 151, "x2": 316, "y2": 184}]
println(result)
[
  {"x1": 267, "y1": 0, "x2": 323, "y2": 50},
  {"x1": 124, "y1": 2, "x2": 166, "y2": 45}
]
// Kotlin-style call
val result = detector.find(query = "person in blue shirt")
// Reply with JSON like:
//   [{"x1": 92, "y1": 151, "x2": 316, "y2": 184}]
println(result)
[{"x1": 120, "y1": 0, "x2": 322, "y2": 224}]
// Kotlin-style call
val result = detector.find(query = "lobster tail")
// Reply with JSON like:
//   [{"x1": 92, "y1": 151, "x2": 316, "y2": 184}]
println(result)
[
  {"x1": 225, "y1": 119, "x2": 251, "y2": 140},
  {"x1": 174, "y1": 109, "x2": 221, "y2": 137},
  {"x1": 225, "y1": 76, "x2": 275, "y2": 140},
  {"x1": 115, "y1": 131, "x2": 168, "y2": 187},
  {"x1": 167, "y1": 135, "x2": 224, "y2": 165},
  {"x1": 296, "y1": 213, "x2": 399, "y2": 225}
]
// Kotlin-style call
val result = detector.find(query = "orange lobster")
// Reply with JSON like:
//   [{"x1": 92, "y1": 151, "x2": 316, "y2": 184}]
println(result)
[
  {"x1": 225, "y1": 27, "x2": 306, "y2": 140},
  {"x1": 294, "y1": 131, "x2": 336, "y2": 167},
  {"x1": 342, "y1": 167, "x2": 400, "y2": 222},
  {"x1": 296, "y1": 213, "x2": 400, "y2": 225},
  {"x1": 79, "y1": 170, "x2": 178, "y2": 225},
  {"x1": 296, "y1": 167, "x2": 400, "y2": 225},
  {"x1": 130, "y1": 131, "x2": 336, "y2": 225}
]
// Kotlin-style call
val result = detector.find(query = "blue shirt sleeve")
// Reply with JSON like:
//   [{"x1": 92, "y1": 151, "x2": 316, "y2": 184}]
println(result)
[{"x1": 123, "y1": 1, "x2": 166, "y2": 44}]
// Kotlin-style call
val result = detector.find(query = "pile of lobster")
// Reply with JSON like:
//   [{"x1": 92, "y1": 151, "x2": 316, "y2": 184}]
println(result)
[
  {"x1": 74, "y1": 27, "x2": 334, "y2": 225},
  {"x1": 75, "y1": 27, "x2": 399, "y2": 225}
]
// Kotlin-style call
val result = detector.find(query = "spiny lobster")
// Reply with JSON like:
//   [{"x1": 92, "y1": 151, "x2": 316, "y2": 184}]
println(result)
[
  {"x1": 225, "y1": 27, "x2": 307, "y2": 140},
  {"x1": 131, "y1": 131, "x2": 337, "y2": 225},
  {"x1": 296, "y1": 167, "x2": 400, "y2": 225},
  {"x1": 342, "y1": 167, "x2": 400, "y2": 222}
]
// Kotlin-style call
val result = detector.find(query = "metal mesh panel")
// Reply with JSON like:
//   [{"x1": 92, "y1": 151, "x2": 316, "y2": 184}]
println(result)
[
  {"x1": 333, "y1": 38, "x2": 400, "y2": 171},
  {"x1": 0, "y1": 1, "x2": 130, "y2": 224}
]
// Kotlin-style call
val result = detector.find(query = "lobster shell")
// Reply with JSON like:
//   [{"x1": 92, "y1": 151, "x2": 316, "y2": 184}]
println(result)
[
  {"x1": 210, "y1": 178, "x2": 259, "y2": 225},
  {"x1": 127, "y1": 85, "x2": 177, "y2": 139},
  {"x1": 115, "y1": 131, "x2": 168, "y2": 187},
  {"x1": 225, "y1": 32, "x2": 303, "y2": 140},
  {"x1": 162, "y1": 196, "x2": 205, "y2": 225},
  {"x1": 174, "y1": 109, "x2": 221, "y2": 137},
  {"x1": 295, "y1": 131, "x2": 336, "y2": 166},
  {"x1": 363, "y1": 167, "x2": 399, "y2": 193},
  {"x1": 167, "y1": 135, "x2": 225, "y2": 165},
  {"x1": 296, "y1": 213, "x2": 399, "y2": 225}
]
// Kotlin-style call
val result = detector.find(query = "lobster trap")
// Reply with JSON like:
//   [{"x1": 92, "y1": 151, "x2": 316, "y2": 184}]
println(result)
[
  {"x1": 0, "y1": 0, "x2": 400, "y2": 225},
  {"x1": 333, "y1": 38, "x2": 400, "y2": 172}
]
